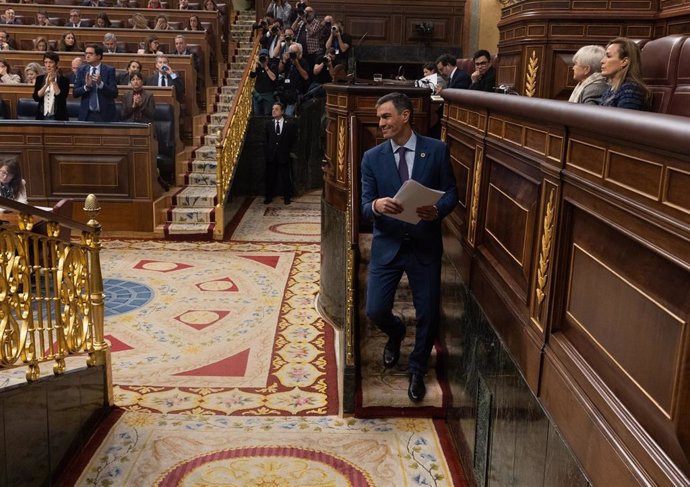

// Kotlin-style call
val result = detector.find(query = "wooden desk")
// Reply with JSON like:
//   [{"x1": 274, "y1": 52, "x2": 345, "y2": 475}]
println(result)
[{"x1": 0, "y1": 120, "x2": 159, "y2": 232}]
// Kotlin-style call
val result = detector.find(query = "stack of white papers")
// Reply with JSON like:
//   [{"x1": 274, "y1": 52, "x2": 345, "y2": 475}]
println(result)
[{"x1": 389, "y1": 180, "x2": 445, "y2": 224}]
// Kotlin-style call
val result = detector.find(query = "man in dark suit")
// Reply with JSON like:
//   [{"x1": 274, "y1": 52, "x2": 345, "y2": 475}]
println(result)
[
  {"x1": 73, "y1": 45, "x2": 118, "y2": 122},
  {"x1": 360, "y1": 92, "x2": 457, "y2": 402},
  {"x1": 435, "y1": 53, "x2": 471, "y2": 93},
  {"x1": 145, "y1": 55, "x2": 185, "y2": 103},
  {"x1": 264, "y1": 101, "x2": 298, "y2": 205},
  {"x1": 0, "y1": 8, "x2": 22, "y2": 25},
  {"x1": 66, "y1": 57, "x2": 82, "y2": 84},
  {"x1": 103, "y1": 33, "x2": 125, "y2": 54},
  {"x1": 469, "y1": 49, "x2": 497, "y2": 92},
  {"x1": 33, "y1": 52, "x2": 70, "y2": 121}
]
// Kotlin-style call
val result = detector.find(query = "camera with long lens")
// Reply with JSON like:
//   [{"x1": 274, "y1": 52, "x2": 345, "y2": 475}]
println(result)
[
  {"x1": 331, "y1": 26, "x2": 337, "y2": 32},
  {"x1": 284, "y1": 35, "x2": 292, "y2": 42},
  {"x1": 322, "y1": 56, "x2": 330, "y2": 65},
  {"x1": 271, "y1": 26, "x2": 279, "y2": 34},
  {"x1": 289, "y1": 51, "x2": 297, "y2": 60},
  {"x1": 297, "y1": 4, "x2": 305, "y2": 15},
  {"x1": 259, "y1": 54, "x2": 267, "y2": 63}
]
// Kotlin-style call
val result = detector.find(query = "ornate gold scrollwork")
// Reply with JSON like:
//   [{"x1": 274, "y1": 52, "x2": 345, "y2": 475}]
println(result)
[
  {"x1": 337, "y1": 119, "x2": 347, "y2": 183},
  {"x1": 468, "y1": 146, "x2": 484, "y2": 246},
  {"x1": 440, "y1": 125, "x2": 447, "y2": 143},
  {"x1": 525, "y1": 51, "x2": 539, "y2": 97},
  {"x1": 535, "y1": 188, "x2": 556, "y2": 310}
]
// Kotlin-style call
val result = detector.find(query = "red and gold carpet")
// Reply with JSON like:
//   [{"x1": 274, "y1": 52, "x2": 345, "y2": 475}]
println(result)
[
  {"x1": 100, "y1": 239, "x2": 337, "y2": 416},
  {"x1": 72, "y1": 412, "x2": 465, "y2": 487}
]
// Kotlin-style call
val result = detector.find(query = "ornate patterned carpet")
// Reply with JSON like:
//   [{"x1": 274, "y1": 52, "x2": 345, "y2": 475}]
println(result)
[{"x1": 59, "y1": 193, "x2": 466, "y2": 487}]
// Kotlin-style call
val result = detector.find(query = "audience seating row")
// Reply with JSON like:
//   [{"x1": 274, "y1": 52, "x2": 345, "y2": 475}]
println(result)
[{"x1": 3, "y1": 4, "x2": 224, "y2": 61}]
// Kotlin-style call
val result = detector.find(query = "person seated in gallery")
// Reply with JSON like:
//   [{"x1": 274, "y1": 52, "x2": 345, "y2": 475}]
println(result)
[
  {"x1": 33, "y1": 51, "x2": 70, "y2": 121},
  {"x1": 121, "y1": 71, "x2": 156, "y2": 124},
  {"x1": 0, "y1": 159, "x2": 27, "y2": 207},
  {"x1": 117, "y1": 59, "x2": 143, "y2": 85},
  {"x1": 469, "y1": 49, "x2": 496, "y2": 92},
  {"x1": 0, "y1": 59, "x2": 20, "y2": 84},
  {"x1": 24, "y1": 62, "x2": 44, "y2": 86},
  {"x1": 599, "y1": 37, "x2": 650, "y2": 110},
  {"x1": 568, "y1": 45, "x2": 607, "y2": 104},
  {"x1": 59, "y1": 32, "x2": 81, "y2": 52}
]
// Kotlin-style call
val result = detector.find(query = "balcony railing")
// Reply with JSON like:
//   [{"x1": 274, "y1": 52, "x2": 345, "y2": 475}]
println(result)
[{"x1": 0, "y1": 195, "x2": 109, "y2": 386}]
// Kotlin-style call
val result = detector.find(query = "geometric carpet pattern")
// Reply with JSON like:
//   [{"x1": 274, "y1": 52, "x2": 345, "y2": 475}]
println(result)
[
  {"x1": 100, "y1": 240, "x2": 337, "y2": 416},
  {"x1": 74, "y1": 412, "x2": 459, "y2": 487}
]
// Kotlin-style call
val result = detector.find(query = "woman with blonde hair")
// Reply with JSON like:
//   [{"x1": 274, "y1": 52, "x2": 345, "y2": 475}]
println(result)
[
  {"x1": 130, "y1": 12, "x2": 151, "y2": 29},
  {"x1": 33, "y1": 36, "x2": 49, "y2": 52},
  {"x1": 24, "y1": 62, "x2": 44, "y2": 85},
  {"x1": 568, "y1": 45, "x2": 607, "y2": 104},
  {"x1": 600, "y1": 37, "x2": 650, "y2": 110}
]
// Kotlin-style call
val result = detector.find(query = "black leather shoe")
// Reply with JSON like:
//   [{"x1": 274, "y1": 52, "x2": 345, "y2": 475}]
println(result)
[
  {"x1": 408, "y1": 373, "x2": 426, "y2": 402},
  {"x1": 284, "y1": 197, "x2": 291, "y2": 205},
  {"x1": 382, "y1": 334, "x2": 403, "y2": 368}
]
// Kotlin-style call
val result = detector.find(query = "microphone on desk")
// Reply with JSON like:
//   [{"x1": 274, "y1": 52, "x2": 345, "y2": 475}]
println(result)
[{"x1": 348, "y1": 32, "x2": 367, "y2": 84}]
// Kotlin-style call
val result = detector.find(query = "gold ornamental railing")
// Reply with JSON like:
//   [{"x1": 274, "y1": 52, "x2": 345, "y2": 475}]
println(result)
[
  {"x1": 213, "y1": 36, "x2": 260, "y2": 240},
  {"x1": 0, "y1": 195, "x2": 109, "y2": 387}
]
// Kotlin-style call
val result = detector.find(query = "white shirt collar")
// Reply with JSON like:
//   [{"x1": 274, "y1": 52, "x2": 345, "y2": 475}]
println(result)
[{"x1": 390, "y1": 132, "x2": 417, "y2": 154}]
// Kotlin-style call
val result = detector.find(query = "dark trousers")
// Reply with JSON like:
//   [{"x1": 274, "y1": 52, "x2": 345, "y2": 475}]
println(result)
[
  {"x1": 365, "y1": 240, "x2": 441, "y2": 375},
  {"x1": 85, "y1": 111, "x2": 106, "y2": 122},
  {"x1": 265, "y1": 157, "x2": 293, "y2": 201}
]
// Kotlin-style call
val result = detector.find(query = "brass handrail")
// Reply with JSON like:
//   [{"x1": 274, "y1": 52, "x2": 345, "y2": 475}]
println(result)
[
  {"x1": 0, "y1": 195, "x2": 109, "y2": 387},
  {"x1": 213, "y1": 36, "x2": 260, "y2": 240}
]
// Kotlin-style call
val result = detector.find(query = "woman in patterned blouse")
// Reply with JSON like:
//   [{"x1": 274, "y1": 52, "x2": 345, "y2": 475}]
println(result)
[{"x1": 599, "y1": 37, "x2": 650, "y2": 110}]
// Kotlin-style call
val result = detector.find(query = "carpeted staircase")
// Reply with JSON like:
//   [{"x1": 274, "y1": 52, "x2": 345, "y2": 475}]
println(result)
[
  {"x1": 356, "y1": 232, "x2": 448, "y2": 417},
  {"x1": 163, "y1": 10, "x2": 256, "y2": 239}
]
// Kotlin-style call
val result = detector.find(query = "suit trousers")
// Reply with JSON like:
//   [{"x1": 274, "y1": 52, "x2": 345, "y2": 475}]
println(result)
[
  {"x1": 365, "y1": 240, "x2": 441, "y2": 375},
  {"x1": 265, "y1": 156, "x2": 293, "y2": 200}
]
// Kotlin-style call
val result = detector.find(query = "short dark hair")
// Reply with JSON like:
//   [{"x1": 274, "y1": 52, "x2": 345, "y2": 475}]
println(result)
[
  {"x1": 472, "y1": 49, "x2": 491, "y2": 61},
  {"x1": 127, "y1": 59, "x2": 141, "y2": 69},
  {"x1": 272, "y1": 101, "x2": 285, "y2": 111},
  {"x1": 86, "y1": 44, "x2": 104, "y2": 58},
  {"x1": 435, "y1": 53, "x2": 456, "y2": 67},
  {"x1": 43, "y1": 51, "x2": 59, "y2": 63},
  {"x1": 375, "y1": 92, "x2": 414, "y2": 119},
  {"x1": 129, "y1": 70, "x2": 143, "y2": 81},
  {"x1": 423, "y1": 62, "x2": 436, "y2": 73}
]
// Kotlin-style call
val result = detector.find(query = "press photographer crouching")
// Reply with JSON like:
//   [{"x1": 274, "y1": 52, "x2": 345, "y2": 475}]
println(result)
[
  {"x1": 276, "y1": 43, "x2": 309, "y2": 117},
  {"x1": 250, "y1": 48, "x2": 278, "y2": 116}
]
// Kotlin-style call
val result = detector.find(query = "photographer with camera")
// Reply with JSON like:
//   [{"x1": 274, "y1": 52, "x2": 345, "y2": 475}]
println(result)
[
  {"x1": 250, "y1": 48, "x2": 278, "y2": 116},
  {"x1": 303, "y1": 48, "x2": 343, "y2": 102},
  {"x1": 266, "y1": 0, "x2": 292, "y2": 25},
  {"x1": 289, "y1": 0, "x2": 308, "y2": 23},
  {"x1": 325, "y1": 21, "x2": 351, "y2": 67},
  {"x1": 271, "y1": 27, "x2": 295, "y2": 59},
  {"x1": 291, "y1": 6, "x2": 333, "y2": 68},
  {"x1": 277, "y1": 43, "x2": 309, "y2": 117},
  {"x1": 251, "y1": 16, "x2": 273, "y2": 44}
]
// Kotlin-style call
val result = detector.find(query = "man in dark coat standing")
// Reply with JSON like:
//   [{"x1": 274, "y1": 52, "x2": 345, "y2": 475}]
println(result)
[{"x1": 264, "y1": 101, "x2": 298, "y2": 205}]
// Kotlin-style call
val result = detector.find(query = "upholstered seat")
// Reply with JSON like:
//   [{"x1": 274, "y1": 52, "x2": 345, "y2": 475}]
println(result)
[
  {"x1": 640, "y1": 34, "x2": 687, "y2": 113},
  {"x1": 667, "y1": 36, "x2": 690, "y2": 117}
]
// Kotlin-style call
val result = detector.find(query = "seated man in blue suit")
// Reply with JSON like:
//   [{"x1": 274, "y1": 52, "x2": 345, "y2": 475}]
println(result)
[
  {"x1": 73, "y1": 44, "x2": 118, "y2": 122},
  {"x1": 360, "y1": 92, "x2": 458, "y2": 402},
  {"x1": 434, "y1": 53, "x2": 471, "y2": 93}
]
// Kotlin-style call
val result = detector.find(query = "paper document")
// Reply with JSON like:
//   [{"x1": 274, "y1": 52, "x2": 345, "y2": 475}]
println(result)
[{"x1": 390, "y1": 179, "x2": 445, "y2": 224}]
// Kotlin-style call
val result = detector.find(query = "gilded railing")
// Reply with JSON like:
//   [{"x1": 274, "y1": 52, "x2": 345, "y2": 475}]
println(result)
[
  {"x1": 0, "y1": 195, "x2": 109, "y2": 388},
  {"x1": 213, "y1": 37, "x2": 260, "y2": 240}
]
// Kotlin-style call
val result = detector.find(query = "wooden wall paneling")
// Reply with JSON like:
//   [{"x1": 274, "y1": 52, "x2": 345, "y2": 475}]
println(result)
[{"x1": 550, "y1": 47, "x2": 577, "y2": 100}]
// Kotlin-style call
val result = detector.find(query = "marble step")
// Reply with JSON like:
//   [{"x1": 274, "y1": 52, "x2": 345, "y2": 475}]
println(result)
[
  {"x1": 195, "y1": 145, "x2": 216, "y2": 159},
  {"x1": 218, "y1": 94, "x2": 235, "y2": 104},
  {"x1": 207, "y1": 123, "x2": 225, "y2": 134}
]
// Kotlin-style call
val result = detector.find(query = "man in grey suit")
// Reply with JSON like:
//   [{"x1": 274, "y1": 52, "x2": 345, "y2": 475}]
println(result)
[{"x1": 360, "y1": 92, "x2": 457, "y2": 402}]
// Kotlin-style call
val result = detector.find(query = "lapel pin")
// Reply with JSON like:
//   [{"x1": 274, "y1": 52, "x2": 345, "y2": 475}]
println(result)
[{"x1": 421, "y1": 152, "x2": 426, "y2": 158}]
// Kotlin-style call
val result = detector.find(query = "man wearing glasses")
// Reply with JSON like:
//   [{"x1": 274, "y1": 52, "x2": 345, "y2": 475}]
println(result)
[{"x1": 469, "y1": 50, "x2": 496, "y2": 92}]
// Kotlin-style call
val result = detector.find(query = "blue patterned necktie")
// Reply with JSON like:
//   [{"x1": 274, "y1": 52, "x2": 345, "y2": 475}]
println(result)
[
  {"x1": 88, "y1": 67, "x2": 99, "y2": 112},
  {"x1": 397, "y1": 146, "x2": 409, "y2": 182}
]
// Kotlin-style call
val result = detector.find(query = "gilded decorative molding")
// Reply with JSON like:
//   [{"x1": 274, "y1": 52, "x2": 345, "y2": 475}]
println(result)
[
  {"x1": 214, "y1": 39, "x2": 259, "y2": 240},
  {"x1": 337, "y1": 119, "x2": 347, "y2": 184},
  {"x1": 440, "y1": 125, "x2": 447, "y2": 142},
  {"x1": 535, "y1": 187, "x2": 555, "y2": 310},
  {"x1": 468, "y1": 146, "x2": 484, "y2": 246},
  {"x1": 525, "y1": 51, "x2": 539, "y2": 97},
  {"x1": 344, "y1": 129, "x2": 355, "y2": 367},
  {"x1": 0, "y1": 196, "x2": 105, "y2": 383}
]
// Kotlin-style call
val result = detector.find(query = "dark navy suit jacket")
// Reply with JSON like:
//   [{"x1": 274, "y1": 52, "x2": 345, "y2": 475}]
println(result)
[
  {"x1": 448, "y1": 68, "x2": 471, "y2": 90},
  {"x1": 73, "y1": 63, "x2": 119, "y2": 122},
  {"x1": 361, "y1": 134, "x2": 458, "y2": 266}
]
